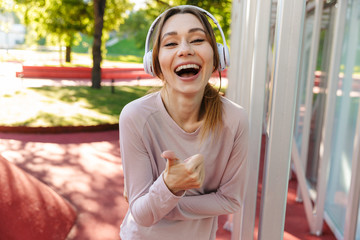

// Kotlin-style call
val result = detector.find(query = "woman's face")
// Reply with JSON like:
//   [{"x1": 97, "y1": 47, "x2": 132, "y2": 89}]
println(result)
[{"x1": 158, "y1": 13, "x2": 214, "y2": 97}]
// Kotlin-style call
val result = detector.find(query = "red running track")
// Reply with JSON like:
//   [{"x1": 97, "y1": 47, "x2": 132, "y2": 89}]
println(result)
[{"x1": 0, "y1": 130, "x2": 335, "y2": 240}]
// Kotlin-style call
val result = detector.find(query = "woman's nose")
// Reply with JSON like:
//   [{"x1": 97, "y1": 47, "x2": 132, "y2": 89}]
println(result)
[{"x1": 177, "y1": 41, "x2": 194, "y2": 56}]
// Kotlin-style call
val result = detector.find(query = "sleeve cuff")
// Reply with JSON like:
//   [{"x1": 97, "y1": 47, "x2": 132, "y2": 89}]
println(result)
[{"x1": 159, "y1": 172, "x2": 186, "y2": 198}]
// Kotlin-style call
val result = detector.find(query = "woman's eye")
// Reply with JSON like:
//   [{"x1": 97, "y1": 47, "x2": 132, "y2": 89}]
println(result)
[
  {"x1": 191, "y1": 39, "x2": 205, "y2": 43},
  {"x1": 164, "y1": 42, "x2": 177, "y2": 47}
]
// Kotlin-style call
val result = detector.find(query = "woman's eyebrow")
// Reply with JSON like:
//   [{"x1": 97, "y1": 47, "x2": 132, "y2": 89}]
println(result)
[
  {"x1": 189, "y1": 28, "x2": 205, "y2": 34},
  {"x1": 161, "y1": 28, "x2": 206, "y2": 40}
]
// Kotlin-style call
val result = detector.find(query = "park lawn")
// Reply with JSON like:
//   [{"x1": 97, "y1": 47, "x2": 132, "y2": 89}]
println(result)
[{"x1": 0, "y1": 86, "x2": 152, "y2": 127}]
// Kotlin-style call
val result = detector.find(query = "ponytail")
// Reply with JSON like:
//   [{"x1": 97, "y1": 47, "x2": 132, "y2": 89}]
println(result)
[{"x1": 200, "y1": 79, "x2": 223, "y2": 141}]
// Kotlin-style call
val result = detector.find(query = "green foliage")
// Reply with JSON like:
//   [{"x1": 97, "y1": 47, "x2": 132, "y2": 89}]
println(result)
[
  {"x1": 120, "y1": 9, "x2": 153, "y2": 50},
  {"x1": 103, "y1": 0, "x2": 134, "y2": 33},
  {"x1": 14, "y1": 0, "x2": 91, "y2": 47},
  {"x1": 13, "y1": 0, "x2": 133, "y2": 57},
  {"x1": 121, "y1": 0, "x2": 232, "y2": 51},
  {"x1": 72, "y1": 34, "x2": 93, "y2": 53}
]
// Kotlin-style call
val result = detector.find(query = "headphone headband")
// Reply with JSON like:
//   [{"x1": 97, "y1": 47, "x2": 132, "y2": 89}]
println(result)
[{"x1": 144, "y1": 5, "x2": 230, "y2": 76}]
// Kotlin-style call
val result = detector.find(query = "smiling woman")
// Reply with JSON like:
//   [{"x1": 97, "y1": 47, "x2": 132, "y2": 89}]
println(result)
[{"x1": 118, "y1": 5, "x2": 249, "y2": 240}]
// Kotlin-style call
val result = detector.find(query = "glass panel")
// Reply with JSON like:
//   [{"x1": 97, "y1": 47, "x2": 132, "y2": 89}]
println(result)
[
  {"x1": 325, "y1": 0, "x2": 360, "y2": 237},
  {"x1": 354, "y1": 0, "x2": 360, "y2": 238},
  {"x1": 305, "y1": 5, "x2": 336, "y2": 188},
  {"x1": 293, "y1": 5, "x2": 314, "y2": 153},
  {"x1": 263, "y1": 1, "x2": 277, "y2": 135}
]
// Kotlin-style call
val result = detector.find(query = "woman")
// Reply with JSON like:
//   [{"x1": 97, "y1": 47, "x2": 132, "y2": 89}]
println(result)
[{"x1": 119, "y1": 5, "x2": 248, "y2": 240}]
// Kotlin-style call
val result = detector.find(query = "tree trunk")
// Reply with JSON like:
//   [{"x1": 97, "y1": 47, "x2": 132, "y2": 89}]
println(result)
[
  {"x1": 91, "y1": 0, "x2": 106, "y2": 89},
  {"x1": 59, "y1": 36, "x2": 63, "y2": 65},
  {"x1": 65, "y1": 45, "x2": 71, "y2": 63}
]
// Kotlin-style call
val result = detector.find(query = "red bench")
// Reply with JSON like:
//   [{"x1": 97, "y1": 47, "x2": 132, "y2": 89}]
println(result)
[
  {"x1": 16, "y1": 65, "x2": 228, "y2": 80},
  {"x1": 15, "y1": 66, "x2": 155, "y2": 80}
]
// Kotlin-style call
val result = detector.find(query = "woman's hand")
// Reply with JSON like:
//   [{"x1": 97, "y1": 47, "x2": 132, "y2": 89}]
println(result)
[{"x1": 162, "y1": 150, "x2": 205, "y2": 195}]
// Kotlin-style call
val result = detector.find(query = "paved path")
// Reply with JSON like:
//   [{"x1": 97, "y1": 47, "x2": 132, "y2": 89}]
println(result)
[
  {"x1": 0, "y1": 130, "x2": 231, "y2": 240},
  {"x1": 0, "y1": 130, "x2": 127, "y2": 240}
]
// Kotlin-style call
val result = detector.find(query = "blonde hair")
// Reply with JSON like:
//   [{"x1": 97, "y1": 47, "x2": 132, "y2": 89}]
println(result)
[{"x1": 151, "y1": 6, "x2": 223, "y2": 140}]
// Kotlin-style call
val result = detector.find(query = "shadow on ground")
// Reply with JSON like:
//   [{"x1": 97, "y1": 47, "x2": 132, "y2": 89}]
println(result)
[{"x1": 0, "y1": 130, "x2": 127, "y2": 240}]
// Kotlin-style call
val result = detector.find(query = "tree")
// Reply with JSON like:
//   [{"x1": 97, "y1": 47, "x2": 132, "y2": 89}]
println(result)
[
  {"x1": 91, "y1": 0, "x2": 106, "y2": 89},
  {"x1": 120, "y1": 9, "x2": 153, "y2": 50},
  {"x1": 14, "y1": 0, "x2": 91, "y2": 63},
  {"x1": 91, "y1": 0, "x2": 133, "y2": 88},
  {"x1": 14, "y1": 0, "x2": 133, "y2": 88}
]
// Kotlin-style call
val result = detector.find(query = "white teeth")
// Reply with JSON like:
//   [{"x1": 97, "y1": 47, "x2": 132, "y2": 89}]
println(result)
[{"x1": 175, "y1": 64, "x2": 200, "y2": 72}]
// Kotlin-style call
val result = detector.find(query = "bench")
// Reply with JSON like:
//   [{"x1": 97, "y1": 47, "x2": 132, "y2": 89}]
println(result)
[
  {"x1": 15, "y1": 65, "x2": 228, "y2": 80},
  {"x1": 15, "y1": 65, "x2": 155, "y2": 80}
]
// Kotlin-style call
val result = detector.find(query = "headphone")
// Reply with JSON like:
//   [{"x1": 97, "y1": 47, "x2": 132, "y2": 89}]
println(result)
[{"x1": 143, "y1": 5, "x2": 230, "y2": 77}]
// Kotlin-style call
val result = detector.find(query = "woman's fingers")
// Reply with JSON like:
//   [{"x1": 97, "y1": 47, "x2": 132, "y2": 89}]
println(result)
[
  {"x1": 162, "y1": 150, "x2": 180, "y2": 167},
  {"x1": 185, "y1": 154, "x2": 204, "y2": 172},
  {"x1": 163, "y1": 151, "x2": 205, "y2": 192},
  {"x1": 186, "y1": 154, "x2": 205, "y2": 188},
  {"x1": 161, "y1": 150, "x2": 177, "y2": 159}
]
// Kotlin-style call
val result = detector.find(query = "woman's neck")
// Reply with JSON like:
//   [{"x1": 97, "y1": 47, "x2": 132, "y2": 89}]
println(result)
[{"x1": 160, "y1": 89, "x2": 204, "y2": 133}]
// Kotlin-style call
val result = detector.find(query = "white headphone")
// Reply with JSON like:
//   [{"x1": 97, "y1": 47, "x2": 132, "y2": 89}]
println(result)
[{"x1": 143, "y1": 5, "x2": 230, "y2": 77}]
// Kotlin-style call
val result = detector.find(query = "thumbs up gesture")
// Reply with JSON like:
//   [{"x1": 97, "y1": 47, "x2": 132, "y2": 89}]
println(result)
[{"x1": 162, "y1": 150, "x2": 205, "y2": 195}]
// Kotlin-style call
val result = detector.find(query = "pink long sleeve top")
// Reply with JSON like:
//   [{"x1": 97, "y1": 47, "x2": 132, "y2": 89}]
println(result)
[{"x1": 119, "y1": 92, "x2": 248, "y2": 240}]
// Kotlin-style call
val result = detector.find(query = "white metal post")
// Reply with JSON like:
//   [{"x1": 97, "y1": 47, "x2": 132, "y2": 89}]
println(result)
[
  {"x1": 296, "y1": 0, "x2": 324, "y2": 202},
  {"x1": 228, "y1": 0, "x2": 258, "y2": 239},
  {"x1": 227, "y1": 0, "x2": 256, "y2": 112},
  {"x1": 227, "y1": 0, "x2": 246, "y2": 238},
  {"x1": 232, "y1": 0, "x2": 272, "y2": 240},
  {"x1": 226, "y1": 0, "x2": 243, "y2": 103},
  {"x1": 257, "y1": 0, "x2": 305, "y2": 239}
]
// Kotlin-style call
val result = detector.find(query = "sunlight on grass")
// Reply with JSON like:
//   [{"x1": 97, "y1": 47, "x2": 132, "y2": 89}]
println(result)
[
  {"x1": 105, "y1": 55, "x2": 143, "y2": 63},
  {"x1": 0, "y1": 86, "x2": 152, "y2": 127}
]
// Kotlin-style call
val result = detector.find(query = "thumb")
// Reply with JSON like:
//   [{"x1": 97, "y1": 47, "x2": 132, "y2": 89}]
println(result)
[{"x1": 161, "y1": 150, "x2": 179, "y2": 166}]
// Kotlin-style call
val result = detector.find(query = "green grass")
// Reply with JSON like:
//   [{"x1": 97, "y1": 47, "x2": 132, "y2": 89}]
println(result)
[
  {"x1": 71, "y1": 34, "x2": 145, "y2": 64},
  {"x1": 105, "y1": 38, "x2": 144, "y2": 63},
  {"x1": 104, "y1": 54, "x2": 143, "y2": 63},
  {"x1": 0, "y1": 86, "x2": 152, "y2": 127},
  {"x1": 106, "y1": 38, "x2": 144, "y2": 57}
]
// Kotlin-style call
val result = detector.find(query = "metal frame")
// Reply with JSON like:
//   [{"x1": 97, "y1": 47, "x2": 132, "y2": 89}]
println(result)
[
  {"x1": 295, "y1": 0, "x2": 324, "y2": 202},
  {"x1": 226, "y1": 0, "x2": 248, "y2": 237},
  {"x1": 342, "y1": 0, "x2": 360, "y2": 238},
  {"x1": 312, "y1": 0, "x2": 348, "y2": 234},
  {"x1": 292, "y1": 0, "x2": 348, "y2": 235},
  {"x1": 226, "y1": 0, "x2": 243, "y2": 104},
  {"x1": 290, "y1": 0, "x2": 325, "y2": 235},
  {"x1": 227, "y1": 0, "x2": 256, "y2": 111},
  {"x1": 230, "y1": 0, "x2": 273, "y2": 239},
  {"x1": 228, "y1": 0, "x2": 359, "y2": 238},
  {"x1": 344, "y1": 109, "x2": 360, "y2": 240},
  {"x1": 227, "y1": 0, "x2": 244, "y2": 238},
  {"x1": 257, "y1": 0, "x2": 305, "y2": 239},
  {"x1": 227, "y1": 0, "x2": 259, "y2": 238}
]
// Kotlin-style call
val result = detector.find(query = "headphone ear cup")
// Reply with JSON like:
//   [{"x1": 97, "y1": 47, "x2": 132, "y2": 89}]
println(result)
[
  {"x1": 217, "y1": 43, "x2": 226, "y2": 71},
  {"x1": 143, "y1": 50, "x2": 155, "y2": 76},
  {"x1": 224, "y1": 44, "x2": 230, "y2": 68}
]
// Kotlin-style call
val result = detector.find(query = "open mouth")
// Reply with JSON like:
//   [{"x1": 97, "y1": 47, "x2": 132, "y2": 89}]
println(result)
[{"x1": 174, "y1": 64, "x2": 201, "y2": 78}]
